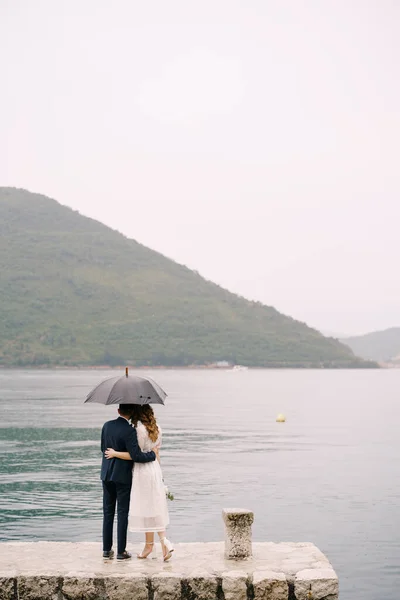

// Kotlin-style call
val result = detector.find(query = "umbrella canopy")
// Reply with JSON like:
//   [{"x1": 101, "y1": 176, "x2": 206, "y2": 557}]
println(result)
[{"x1": 85, "y1": 370, "x2": 167, "y2": 406}]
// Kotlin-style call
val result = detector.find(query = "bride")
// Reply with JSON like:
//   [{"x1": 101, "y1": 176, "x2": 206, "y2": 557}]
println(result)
[{"x1": 105, "y1": 404, "x2": 174, "y2": 561}]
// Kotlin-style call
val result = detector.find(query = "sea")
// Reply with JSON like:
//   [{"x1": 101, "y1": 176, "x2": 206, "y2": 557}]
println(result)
[{"x1": 0, "y1": 368, "x2": 399, "y2": 599}]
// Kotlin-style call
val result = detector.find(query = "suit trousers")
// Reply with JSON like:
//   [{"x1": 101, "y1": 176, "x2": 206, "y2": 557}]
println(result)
[{"x1": 102, "y1": 480, "x2": 132, "y2": 554}]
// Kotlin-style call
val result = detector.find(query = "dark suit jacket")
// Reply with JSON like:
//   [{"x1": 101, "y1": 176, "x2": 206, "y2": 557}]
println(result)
[{"x1": 100, "y1": 416, "x2": 156, "y2": 484}]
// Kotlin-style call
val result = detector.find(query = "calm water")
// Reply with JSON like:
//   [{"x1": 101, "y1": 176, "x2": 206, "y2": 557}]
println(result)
[{"x1": 0, "y1": 369, "x2": 399, "y2": 598}]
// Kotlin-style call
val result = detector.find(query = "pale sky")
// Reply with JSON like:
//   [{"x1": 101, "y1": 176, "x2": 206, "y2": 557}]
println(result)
[{"x1": 1, "y1": 0, "x2": 399, "y2": 336}]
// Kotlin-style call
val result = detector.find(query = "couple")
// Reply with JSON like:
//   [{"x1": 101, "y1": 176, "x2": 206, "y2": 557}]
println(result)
[{"x1": 100, "y1": 403, "x2": 173, "y2": 562}]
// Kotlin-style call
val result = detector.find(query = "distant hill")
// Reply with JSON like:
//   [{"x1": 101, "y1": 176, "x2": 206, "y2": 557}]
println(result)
[
  {"x1": 0, "y1": 188, "x2": 376, "y2": 368},
  {"x1": 341, "y1": 328, "x2": 400, "y2": 363}
]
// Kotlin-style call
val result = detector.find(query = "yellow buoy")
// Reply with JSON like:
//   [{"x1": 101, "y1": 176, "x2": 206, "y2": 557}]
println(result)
[{"x1": 276, "y1": 414, "x2": 286, "y2": 422}]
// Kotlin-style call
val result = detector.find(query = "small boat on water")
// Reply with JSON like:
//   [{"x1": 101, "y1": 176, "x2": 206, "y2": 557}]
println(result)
[{"x1": 229, "y1": 365, "x2": 249, "y2": 372}]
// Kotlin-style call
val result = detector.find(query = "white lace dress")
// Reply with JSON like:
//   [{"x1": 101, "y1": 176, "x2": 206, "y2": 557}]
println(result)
[{"x1": 128, "y1": 421, "x2": 169, "y2": 532}]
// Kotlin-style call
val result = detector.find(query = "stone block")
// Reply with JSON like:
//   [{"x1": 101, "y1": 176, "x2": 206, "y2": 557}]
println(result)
[
  {"x1": 0, "y1": 576, "x2": 16, "y2": 600},
  {"x1": 152, "y1": 572, "x2": 182, "y2": 600},
  {"x1": 253, "y1": 571, "x2": 288, "y2": 600},
  {"x1": 184, "y1": 572, "x2": 219, "y2": 600},
  {"x1": 104, "y1": 575, "x2": 148, "y2": 600},
  {"x1": 222, "y1": 509, "x2": 254, "y2": 559},
  {"x1": 221, "y1": 571, "x2": 248, "y2": 600},
  {"x1": 18, "y1": 576, "x2": 60, "y2": 600},
  {"x1": 294, "y1": 569, "x2": 338, "y2": 600},
  {"x1": 62, "y1": 575, "x2": 98, "y2": 600}
]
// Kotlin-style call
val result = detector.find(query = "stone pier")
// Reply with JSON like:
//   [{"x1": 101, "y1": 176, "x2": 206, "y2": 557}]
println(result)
[
  {"x1": 0, "y1": 541, "x2": 338, "y2": 600},
  {"x1": 0, "y1": 511, "x2": 339, "y2": 599}
]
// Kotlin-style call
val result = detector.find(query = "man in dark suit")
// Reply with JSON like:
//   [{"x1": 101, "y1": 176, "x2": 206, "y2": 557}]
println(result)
[{"x1": 101, "y1": 404, "x2": 156, "y2": 560}]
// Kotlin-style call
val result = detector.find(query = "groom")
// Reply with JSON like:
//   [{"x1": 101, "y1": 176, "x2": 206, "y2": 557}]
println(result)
[{"x1": 100, "y1": 404, "x2": 156, "y2": 560}]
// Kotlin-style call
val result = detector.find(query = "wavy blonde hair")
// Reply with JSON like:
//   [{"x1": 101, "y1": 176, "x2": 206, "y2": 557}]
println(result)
[{"x1": 130, "y1": 405, "x2": 159, "y2": 443}]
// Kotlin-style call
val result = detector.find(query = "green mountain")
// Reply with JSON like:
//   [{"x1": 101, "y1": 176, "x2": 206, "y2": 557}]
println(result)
[
  {"x1": 0, "y1": 187, "x2": 376, "y2": 368},
  {"x1": 341, "y1": 328, "x2": 400, "y2": 363}
]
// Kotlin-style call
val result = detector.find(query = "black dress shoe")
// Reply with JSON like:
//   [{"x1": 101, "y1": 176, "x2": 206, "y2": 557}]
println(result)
[
  {"x1": 117, "y1": 551, "x2": 132, "y2": 560},
  {"x1": 103, "y1": 550, "x2": 114, "y2": 559}
]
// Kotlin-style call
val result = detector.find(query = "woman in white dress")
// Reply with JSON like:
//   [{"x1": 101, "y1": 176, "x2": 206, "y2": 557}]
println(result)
[{"x1": 105, "y1": 405, "x2": 173, "y2": 561}]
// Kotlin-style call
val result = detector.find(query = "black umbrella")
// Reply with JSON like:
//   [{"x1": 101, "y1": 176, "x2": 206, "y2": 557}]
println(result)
[{"x1": 84, "y1": 367, "x2": 167, "y2": 406}]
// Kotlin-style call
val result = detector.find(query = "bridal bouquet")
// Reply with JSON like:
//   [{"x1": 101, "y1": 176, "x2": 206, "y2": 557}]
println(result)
[{"x1": 164, "y1": 483, "x2": 174, "y2": 501}]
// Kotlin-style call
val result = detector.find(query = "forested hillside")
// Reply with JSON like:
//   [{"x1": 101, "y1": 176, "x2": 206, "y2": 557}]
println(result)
[
  {"x1": 341, "y1": 328, "x2": 400, "y2": 363},
  {"x1": 0, "y1": 188, "x2": 376, "y2": 368}
]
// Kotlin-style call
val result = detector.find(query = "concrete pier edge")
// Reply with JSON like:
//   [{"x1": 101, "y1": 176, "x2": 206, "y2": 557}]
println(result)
[
  {"x1": 0, "y1": 510, "x2": 338, "y2": 599},
  {"x1": 0, "y1": 541, "x2": 338, "y2": 600}
]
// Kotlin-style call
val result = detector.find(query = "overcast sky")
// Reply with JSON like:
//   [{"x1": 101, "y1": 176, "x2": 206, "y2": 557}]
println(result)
[{"x1": 1, "y1": 0, "x2": 399, "y2": 336}]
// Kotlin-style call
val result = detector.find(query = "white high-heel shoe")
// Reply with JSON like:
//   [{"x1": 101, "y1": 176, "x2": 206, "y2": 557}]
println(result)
[
  {"x1": 137, "y1": 542, "x2": 157, "y2": 559},
  {"x1": 161, "y1": 538, "x2": 174, "y2": 562}
]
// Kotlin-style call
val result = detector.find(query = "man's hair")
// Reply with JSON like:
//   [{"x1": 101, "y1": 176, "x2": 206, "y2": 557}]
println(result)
[{"x1": 118, "y1": 404, "x2": 135, "y2": 417}]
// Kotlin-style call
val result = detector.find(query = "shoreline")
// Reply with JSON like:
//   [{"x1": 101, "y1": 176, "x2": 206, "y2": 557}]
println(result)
[{"x1": 0, "y1": 363, "x2": 384, "y2": 370}]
